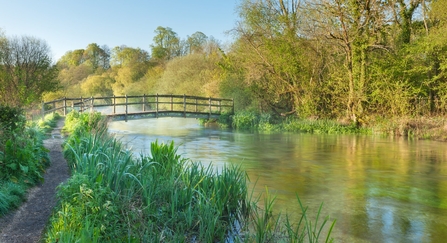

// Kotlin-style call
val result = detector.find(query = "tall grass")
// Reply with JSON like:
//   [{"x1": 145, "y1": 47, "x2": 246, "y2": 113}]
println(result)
[
  {"x1": 45, "y1": 111, "x2": 335, "y2": 242},
  {"x1": 229, "y1": 110, "x2": 368, "y2": 134}
]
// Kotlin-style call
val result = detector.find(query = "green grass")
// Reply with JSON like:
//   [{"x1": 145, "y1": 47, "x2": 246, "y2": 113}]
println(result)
[
  {"x1": 228, "y1": 110, "x2": 368, "y2": 134},
  {"x1": 45, "y1": 111, "x2": 335, "y2": 242},
  {"x1": 37, "y1": 112, "x2": 61, "y2": 134}
]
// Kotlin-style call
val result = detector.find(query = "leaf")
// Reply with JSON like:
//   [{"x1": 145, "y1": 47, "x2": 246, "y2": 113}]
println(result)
[
  {"x1": 6, "y1": 163, "x2": 17, "y2": 170},
  {"x1": 20, "y1": 164, "x2": 29, "y2": 174}
]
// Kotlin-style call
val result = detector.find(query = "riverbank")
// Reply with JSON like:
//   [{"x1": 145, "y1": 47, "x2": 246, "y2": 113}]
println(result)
[{"x1": 217, "y1": 111, "x2": 447, "y2": 141}]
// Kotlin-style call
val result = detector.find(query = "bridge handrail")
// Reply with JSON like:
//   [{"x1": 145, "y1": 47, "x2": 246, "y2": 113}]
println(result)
[{"x1": 42, "y1": 94, "x2": 234, "y2": 121}]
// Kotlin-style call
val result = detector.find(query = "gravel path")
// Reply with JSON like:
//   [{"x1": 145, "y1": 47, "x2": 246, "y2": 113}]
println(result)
[{"x1": 0, "y1": 119, "x2": 70, "y2": 243}]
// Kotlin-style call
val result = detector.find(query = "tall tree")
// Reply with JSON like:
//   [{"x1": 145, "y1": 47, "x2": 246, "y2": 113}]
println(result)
[
  {"x1": 186, "y1": 31, "x2": 208, "y2": 54},
  {"x1": 0, "y1": 35, "x2": 59, "y2": 107},
  {"x1": 150, "y1": 26, "x2": 181, "y2": 62},
  {"x1": 110, "y1": 46, "x2": 150, "y2": 95},
  {"x1": 232, "y1": 0, "x2": 326, "y2": 117},
  {"x1": 307, "y1": 0, "x2": 392, "y2": 122}
]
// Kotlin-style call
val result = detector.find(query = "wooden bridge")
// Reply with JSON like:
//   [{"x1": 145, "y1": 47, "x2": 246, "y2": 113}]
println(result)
[{"x1": 42, "y1": 94, "x2": 234, "y2": 121}]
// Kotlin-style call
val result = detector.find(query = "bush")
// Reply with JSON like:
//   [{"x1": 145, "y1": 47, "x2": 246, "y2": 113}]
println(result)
[
  {"x1": 0, "y1": 105, "x2": 26, "y2": 132},
  {"x1": 0, "y1": 106, "x2": 55, "y2": 216}
]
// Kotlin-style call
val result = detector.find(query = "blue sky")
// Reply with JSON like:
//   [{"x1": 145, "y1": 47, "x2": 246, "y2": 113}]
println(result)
[{"x1": 0, "y1": 0, "x2": 240, "y2": 61}]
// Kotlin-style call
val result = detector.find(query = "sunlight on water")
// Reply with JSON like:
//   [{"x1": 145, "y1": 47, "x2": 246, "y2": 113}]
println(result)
[{"x1": 108, "y1": 118, "x2": 447, "y2": 242}]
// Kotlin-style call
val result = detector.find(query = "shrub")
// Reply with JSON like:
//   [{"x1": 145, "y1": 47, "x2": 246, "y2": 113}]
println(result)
[{"x1": 0, "y1": 106, "x2": 55, "y2": 216}]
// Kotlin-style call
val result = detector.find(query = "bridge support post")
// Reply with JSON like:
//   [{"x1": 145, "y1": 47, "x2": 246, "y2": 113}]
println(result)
[
  {"x1": 195, "y1": 98, "x2": 198, "y2": 112},
  {"x1": 209, "y1": 97, "x2": 212, "y2": 118},
  {"x1": 90, "y1": 96, "x2": 94, "y2": 113},
  {"x1": 125, "y1": 95, "x2": 128, "y2": 122},
  {"x1": 183, "y1": 94, "x2": 186, "y2": 117},
  {"x1": 156, "y1": 93, "x2": 159, "y2": 118},
  {"x1": 63, "y1": 97, "x2": 67, "y2": 116},
  {"x1": 113, "y1": 95, "x2": 116, "y2": 114}
]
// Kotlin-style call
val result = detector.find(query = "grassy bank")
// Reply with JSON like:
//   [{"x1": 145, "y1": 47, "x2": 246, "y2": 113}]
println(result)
[
  {"x1": 221, "y1": 111, "x2": 368, "y2": 134},
  {"x1": 369, "y1": 116, "x2": 447, "y2": 141},
  {"x1": 0, "y1": 109, "x2": 59, "y2": 216},
  {"x1": 45, "y1": 111, "x2": 335, "y2": 242},
  {"x1": 219, "y1": 111, "x2": 447, "y2": 141}
]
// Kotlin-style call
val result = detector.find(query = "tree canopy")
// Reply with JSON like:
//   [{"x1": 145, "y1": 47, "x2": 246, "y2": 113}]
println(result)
[{"x1": 0, "y1": 35, "x2": 58, "y2": 107}]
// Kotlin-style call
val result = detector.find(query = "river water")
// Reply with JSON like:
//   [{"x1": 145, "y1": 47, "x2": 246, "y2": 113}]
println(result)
[{"x1": 108, "y1": 118, "x2": 447, "y2": 242}]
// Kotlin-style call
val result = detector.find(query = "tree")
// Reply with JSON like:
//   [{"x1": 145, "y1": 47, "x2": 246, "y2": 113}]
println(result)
[
  {"x1": 156, "y1": 53, "x2": 221, "y2": 97},
  {"x1": 57, "y1": 49, "x2": 85, "y2": 69},
  {"x1": 81, "y1": 73, "x2": 114, "y2": 97},
  {"x1": 0, "y1": 35, "x2": 59, "y2": 107},
  {"x1": 83, "y1": 43, "x2": 111, "y2": 71},
  {"x1": 110, "y1": 46, "x2": 150, "y2": 95},
  {"x1": 305, "y1": 0, "x2": 395, "y2": 122},
  {"x1": 186, "y1": 31, "x2": 208, "y2": 54},
  {"x1": 111, "y1": 45, "x2": 149, "y2": 67},
  {"x1": 232, "y1": 0, "x2": 327, "y2": 117},
  {"x1": 150, "y1": 26, "x2": 182, "y2": 62}
]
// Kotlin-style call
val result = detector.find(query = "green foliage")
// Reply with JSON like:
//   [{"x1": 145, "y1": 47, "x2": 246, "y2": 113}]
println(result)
[
  {"x1": 0, "y1": 182, "x2": 27, "y2": 216},
  {"x1": 232, "y1": 110, "x2": 261, "y2": 130},
  {"x1": 37, "y1": 112, "x2": 61, "y2": 134},
  {"x1": 229, "y1": 110, "x2": 366, "y2": 134},
  {"x1": 0, "y1": 125, "x2": 50, "y2": 184},
  {"x1": 150, "y1": 26, "x2": 181, "y2": 62},
  {"x1": 0, "y1": 108, "x2": 54, "y2": 216},
  {"x1": 0, "y1": 105, "x2": 26, "y2": 133},
  {"x1": 0, "y1": 35, "x2": 59, "y2": 107},
  {"x1": 156, "y1": 53, "x2": 221, "y2": 97},
  {"x1": 63, "y1": 110, "x2": 103, "y2": 134}
]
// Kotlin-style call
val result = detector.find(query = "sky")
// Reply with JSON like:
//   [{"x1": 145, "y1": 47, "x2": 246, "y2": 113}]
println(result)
[{"x1": 0, "y1": 0, "x2": 240, "y2": 61}]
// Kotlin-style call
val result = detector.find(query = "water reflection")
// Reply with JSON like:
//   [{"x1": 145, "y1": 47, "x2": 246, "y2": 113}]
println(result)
[{"x1": 108, "y1": 118, "x2": 447, "y2": 242}]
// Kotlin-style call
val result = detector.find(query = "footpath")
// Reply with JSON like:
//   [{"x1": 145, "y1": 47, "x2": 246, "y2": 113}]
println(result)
[{"x1": 0, "y1": 118, "x2": 70, "y2": 243}]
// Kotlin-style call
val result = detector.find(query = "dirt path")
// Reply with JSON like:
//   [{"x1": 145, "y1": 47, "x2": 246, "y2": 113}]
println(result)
[{"x1": 0, "y1": 119, "x2": 70, "y2": 243}]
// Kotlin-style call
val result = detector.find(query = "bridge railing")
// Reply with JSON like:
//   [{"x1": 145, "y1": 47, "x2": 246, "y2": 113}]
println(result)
[{"x1": 42, "y1": 94, "x2": 234, "y2": 120}]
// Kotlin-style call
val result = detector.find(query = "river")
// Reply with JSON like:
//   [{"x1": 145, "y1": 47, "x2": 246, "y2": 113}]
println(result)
[{"x1": 108, "y1": 118, "x2": 447, "y2": 242}]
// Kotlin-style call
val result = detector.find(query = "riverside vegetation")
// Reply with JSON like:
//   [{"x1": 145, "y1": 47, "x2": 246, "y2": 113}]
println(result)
[
  {"x1": 0, "y1": 106, "x2": 60, "y2": 216},
  {"x1": 44, "y1": 111, "x2": 335, "y2": 242}
]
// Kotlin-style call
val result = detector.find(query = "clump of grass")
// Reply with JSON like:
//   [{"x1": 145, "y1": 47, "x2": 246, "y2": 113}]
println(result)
[
  {"x1": 0, "y1": 182, "x2": 27, "y2": 216},
  {"x1": 37, "y1": 112, "x2": 61, "y2": 134}
]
